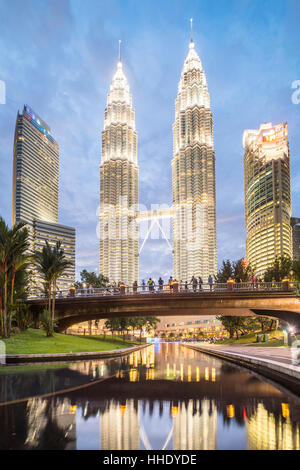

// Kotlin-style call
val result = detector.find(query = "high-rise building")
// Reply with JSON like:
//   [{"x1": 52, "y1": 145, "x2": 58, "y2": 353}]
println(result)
[
  {"x1": 291, "y1": 217, "x2": 300, "y2": 261},
  {"x1": 32, "y1": 220, "x2": 75, "y2": 291},
  {"x1": 172, "y1": 21, "x2": 217, "y2": 283},
  {"x1": 99, "y1": 43, "x2": 139, "y2": 285},
  {"x1": 243, "y1": 122, "x2": 292, "y2": 278},
  {"x1": 12, "y1": 105, "x2": 59, "y2": 226},
  {"x1": 12, "y1": 105, "x2": 75, "y2": 291}
]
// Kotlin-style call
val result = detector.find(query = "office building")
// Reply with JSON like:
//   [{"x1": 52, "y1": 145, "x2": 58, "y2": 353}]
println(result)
[
  {"x1": 172, "y1": 21, "x2": 217, "y2": 282},
  {"x1": 243, "y1": 122, "x2": 292, "y2": 278},
  {"x1": 99, "y1": 43, "x2": 139, "y2": 285},
  {"x1": 12, "y1": 105, "x2": 75, "y2": 292}
]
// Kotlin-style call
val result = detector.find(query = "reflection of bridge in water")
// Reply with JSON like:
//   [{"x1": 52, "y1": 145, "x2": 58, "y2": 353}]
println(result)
[{"x1": 28, "y1": 282, "x2": 300, "y2": 332}]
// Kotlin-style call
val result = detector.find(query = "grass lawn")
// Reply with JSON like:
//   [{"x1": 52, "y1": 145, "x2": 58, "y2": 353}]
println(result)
[
  {"x1": 217, "y1": 330, "x2": 286, "y2": 347},
  {"x1": 2, "y1": 328, "x2": 142, "y2": 355}
]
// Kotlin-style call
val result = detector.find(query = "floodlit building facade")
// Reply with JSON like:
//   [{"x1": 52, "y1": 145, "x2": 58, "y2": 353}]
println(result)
[
  {"x1": 291, "y1": 217, "x2": 300, "y2": 261},
  {"x1": 32, "y1": 220, "x2": 75, "y2": 291},
  {"x1": 172, "y1": 24, "x2": 217, "y2": 283},
  {"x1": 12, "y1": 105, "x2": 75, "y2": 292},
  {"x1": 100, "y1": 45, "x2": 139, "y2": 285},
  {"x1": 12, "y1": 105, "x2": 59, "y2": 226},
  {"x1": 100, "y1": 399, "x2": 139, "y2": 450},
  {"x1": 243, "y1": 122, "x2": 292, "y2": 278},
  {"x1": 246, "y1": 403, "x2": 300, "y2": 450}
]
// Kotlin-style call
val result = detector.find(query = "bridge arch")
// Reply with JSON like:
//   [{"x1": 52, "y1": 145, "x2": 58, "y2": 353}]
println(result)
[{"x1": 28, "y1": 289, "x2": 300, "y2": 333}]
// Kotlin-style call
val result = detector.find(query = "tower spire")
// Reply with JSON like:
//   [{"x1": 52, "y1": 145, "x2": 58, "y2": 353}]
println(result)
[
  {"x1": 190, "y1": 18, "x2": 193, "y2": 43},
  {"x1": 118, "y1": 39, "x2": 121, "y2": 63}
]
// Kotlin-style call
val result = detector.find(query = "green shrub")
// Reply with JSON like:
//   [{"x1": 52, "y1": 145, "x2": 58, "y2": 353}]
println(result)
[
  {"x1": 40, "y1": 310, "x2": 56, "y2": 337},
  {"x1": 13, "y1": 304, "x2": 32, "y2": 331}
]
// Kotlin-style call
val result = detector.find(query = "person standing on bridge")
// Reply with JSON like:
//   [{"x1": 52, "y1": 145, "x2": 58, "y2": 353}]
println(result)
[
  {"x1": 158, "y1": 277, "x2": 164, "y2": 291},
  {"x1": 148, "y1": 278, "x2": 154, "y2": 292},
  {"x1": 250, "y1": 274, "x2": 256, "y2": 290},
  {"x1": 191, "y1": 276, "x2": 198, "y2": 293},
  {"x1": 208, "y1": 275, "x2": 213, "y2": 292},
  {"x1": 198, "y1": 277, "x2": 203, "y2": 291}
]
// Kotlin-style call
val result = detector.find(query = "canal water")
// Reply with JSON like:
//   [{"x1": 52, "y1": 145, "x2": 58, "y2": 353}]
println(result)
[{"x1": 0, "y1": 343, "x2": 300, "y2": 450}]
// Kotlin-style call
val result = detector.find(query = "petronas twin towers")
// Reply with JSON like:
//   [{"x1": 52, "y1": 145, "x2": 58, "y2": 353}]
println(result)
[{"x1": 100, "y1": 24, "x2": 217, "y2": 285}]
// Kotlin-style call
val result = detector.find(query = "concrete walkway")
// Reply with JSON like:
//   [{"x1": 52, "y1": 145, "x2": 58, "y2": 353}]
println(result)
[
  {"x1": 203, "y1": 345, "x2": 294, "y2": 366},
  {"x1": 183, "y1": 343, "x2": 300, "y2": 389}
]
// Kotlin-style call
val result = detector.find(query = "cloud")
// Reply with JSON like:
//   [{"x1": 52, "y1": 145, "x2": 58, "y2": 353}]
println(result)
[{"x1": 0, "y1": 0, "x2": 299, "y2": 282}]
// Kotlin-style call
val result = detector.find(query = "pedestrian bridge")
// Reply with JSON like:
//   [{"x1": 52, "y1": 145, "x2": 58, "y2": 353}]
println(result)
[{"x1": 27, "y1": 282, "x2": 300, "y2": 332}]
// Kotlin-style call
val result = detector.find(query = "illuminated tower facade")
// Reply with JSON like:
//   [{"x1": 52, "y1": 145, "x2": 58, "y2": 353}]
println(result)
[
  {"x1": 100, "y1": 43, "x2": 139, "y2": 285},
  {"x1": 243, "y1": 122, "x2": 292, "y2": 278},
  {"x1": 100, "y1": 400, "x2": 140, "y2": 450},
  {"x1": 12, "y1": 105, "x2": 75, "y2": 291},
  {"x1": 12, "y1": 105, "x2": 59, "y2": 226},
  {"x1": 172, "y1": 21, "x2": 217, "y2": 282}
]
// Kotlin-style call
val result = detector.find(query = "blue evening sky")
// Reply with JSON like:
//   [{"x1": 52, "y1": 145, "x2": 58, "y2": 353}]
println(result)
[{"x1": 0, "y1": 0, "x2": 299, "y2": 282}]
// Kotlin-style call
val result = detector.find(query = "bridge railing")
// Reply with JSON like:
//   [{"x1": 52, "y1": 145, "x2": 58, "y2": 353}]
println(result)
[{"x1": 27, "y1": 281, "x2": 300, "y2": 300}]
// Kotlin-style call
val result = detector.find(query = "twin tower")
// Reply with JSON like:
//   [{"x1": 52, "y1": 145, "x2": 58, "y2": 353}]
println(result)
[{"x1": 100, "y1": 24, "x2": 217, "y2": 285}]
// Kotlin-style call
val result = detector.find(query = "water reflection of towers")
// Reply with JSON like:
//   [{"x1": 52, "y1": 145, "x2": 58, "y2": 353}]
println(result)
[
  {"x1": 247, "y1": 403, "x2": 300, "y2": 450},
  {"x1": 173, "y1": 400, "x2": 217, "y2": 450},
  {"x1": 100, "y1": 399, "x2": 139, "y2": 450}
]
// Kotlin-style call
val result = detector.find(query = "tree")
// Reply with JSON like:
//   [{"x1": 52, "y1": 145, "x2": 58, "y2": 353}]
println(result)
[
  {"x1": 215, "y1": 260, "x2": 233, "y2": 283},
  {"x1": 135, "y1": 317, "x2": 147, "y2": 342},
  {"x1": 40, "y1": 310, "x2": 56, "y2": 337},
  {"x1": 35, "y1": 241, "x2": 73, "y2": 322},
  {"x1": 75, "y1": 270, "x2": 109, "y2": 289},
  {"x1": 145, "y1": 316, "x2": 160, "y2": 334},
  {"x1": 51, "y1": 243, "x2": 73, "y2": 320},
  {"x1": 128, "y1": 317, "x2": 139, "y2": 338},
  {"x1": 216, "y1": 316, "x2": 249, "y2": 339},
  {"x1": 292, "y1": 258, "x2": 300, "y2": 281},
  {"x1": 215, "y1": 258, "x2": 255, "y2": 284},
  {"x1": 104, "y1": 318, "x2": 120, "y2": 337},
  {"x1": 255, "y1": 316, "x2": 273, "y2": 333},
  {"x1": 118, "y1": 317, "x2": 130, "y2": 341},
  {"x1": 0, "y1": 217, "x2": 32, "y2": 337},
  {"x1": 232, "y1": 259, "x2": 254, "y2": 282},
  {"x1": 264, "y1": 255, "x2": 292, "y2": 282}
]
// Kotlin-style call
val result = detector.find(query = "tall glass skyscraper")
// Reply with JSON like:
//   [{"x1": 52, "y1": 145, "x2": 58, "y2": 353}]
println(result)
[
  {"x1": 12, "y1": 105, "x2": 59, "y2": 226},
  {"x1": 172, "y1": 23, "x2": 217, "y2": 282},
  {"x1": 243, "y1": 122, "x2": 292, "y2": 278},
  {"x1": 12, "y1": 105, "x2": 75, "y2": 291},
  {"x1": 100, "y1": 44, "x2": 139, "y2": 285}
]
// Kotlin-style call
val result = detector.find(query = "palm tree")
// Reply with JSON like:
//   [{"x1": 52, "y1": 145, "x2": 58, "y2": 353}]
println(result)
[
  {"x1": 292, "y1": 258, "x2": 300, "y2": 282},
  {"x1": 35, "y1": 241, "x2": 55, "y2": 313},
  {"x1": 0, "y1": 217, "x2": 31, "y2": 337},
  {"x1": 8, "y1": 228, "x2": 32, "y2": 333},
  {"x1": 35, "y1": 241, "x2": 73, "y2": 321},
  {"x1": 51, "y1": 243, "x2": 73, "y2": 320}
]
